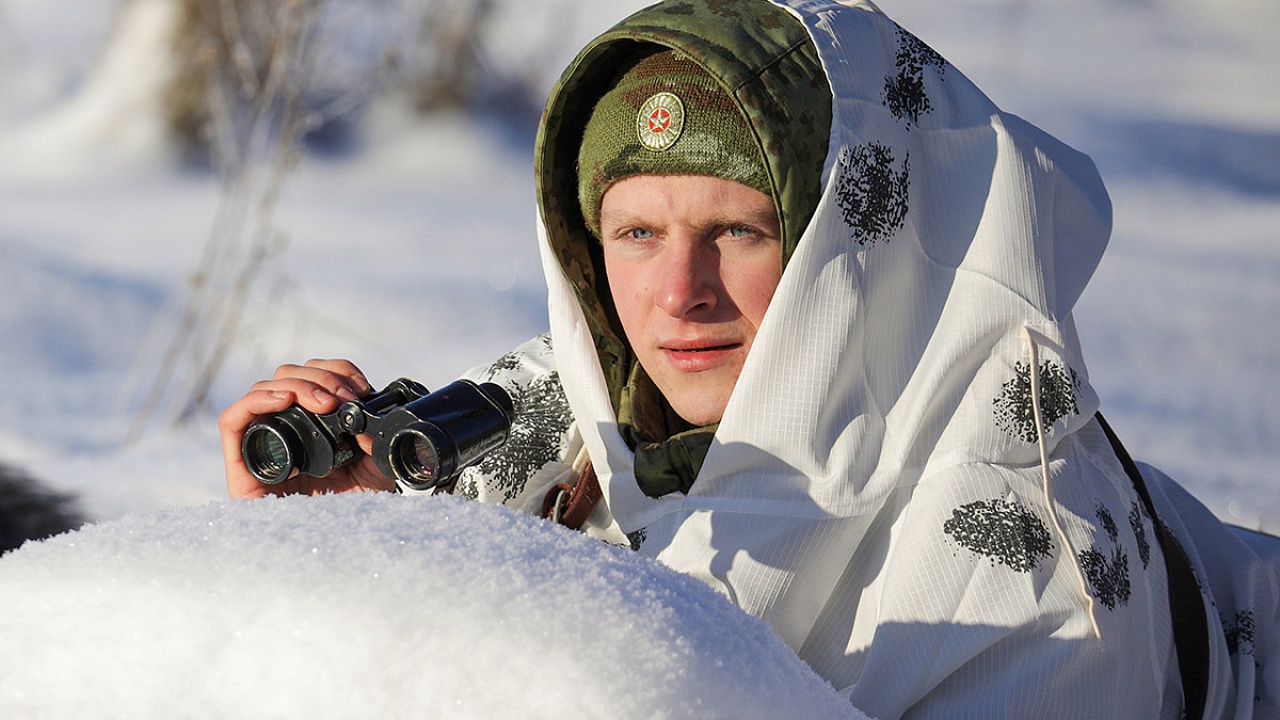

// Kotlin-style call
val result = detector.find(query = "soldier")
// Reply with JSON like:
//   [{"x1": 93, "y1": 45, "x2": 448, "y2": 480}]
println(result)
[{"x1": 219, "y1": 1, "x2": 1278, "y2": 717}]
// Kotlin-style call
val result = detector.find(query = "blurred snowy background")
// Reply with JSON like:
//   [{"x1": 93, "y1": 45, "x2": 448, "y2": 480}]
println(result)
[
  {"x1": 1, "y1": 0, "x2": 1277, "y2": 714},
  {"x1": 5, "y1": 0, "x2": 1274, "y2": 530},
  {"x1": 4, "y1": 0, "x2": 1274, "y2": 528},
  {"x1": 0, "y1": 0, "x2": 1277, "y2": 523}
]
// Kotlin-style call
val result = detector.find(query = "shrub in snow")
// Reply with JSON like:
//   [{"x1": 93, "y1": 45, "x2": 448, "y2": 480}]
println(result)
[{"x1": 0, "y1": 492, "x2": 867, "y2": 719}]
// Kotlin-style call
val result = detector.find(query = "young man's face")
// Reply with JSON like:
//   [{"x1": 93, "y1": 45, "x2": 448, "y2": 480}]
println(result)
[{"x1": 600, "y1": 174, "x2": 782, "y2": 426}]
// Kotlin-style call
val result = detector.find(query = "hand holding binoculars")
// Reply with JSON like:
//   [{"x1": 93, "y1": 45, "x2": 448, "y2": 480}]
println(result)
[{"x1": 241, "y1": 378, "x2": 514, "y2": 493}]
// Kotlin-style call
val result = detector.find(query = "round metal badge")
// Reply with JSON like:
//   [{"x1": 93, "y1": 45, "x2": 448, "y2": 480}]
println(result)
[{"x1": 636, "y1": 92, "x2": 685, "y2": 152}]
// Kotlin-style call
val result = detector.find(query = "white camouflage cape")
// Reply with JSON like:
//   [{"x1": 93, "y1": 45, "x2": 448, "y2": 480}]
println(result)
[{"x1": 456, "y1": 1, "x2": 1280, "y2": 717}]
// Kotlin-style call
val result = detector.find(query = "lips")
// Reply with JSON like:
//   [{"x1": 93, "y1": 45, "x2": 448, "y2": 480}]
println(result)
[{"x1": 659, "y1": 341, "x2": 743, "y2": 372}]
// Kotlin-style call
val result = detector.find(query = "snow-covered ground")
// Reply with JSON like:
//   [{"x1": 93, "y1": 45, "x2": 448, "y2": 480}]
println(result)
[
  {"x1": 0, "y1": 0, "x2": 1278, "y2": 714},
  {"x1": 0, "y1": 492, "x2": 866, "y2": 718},
  {"x1": 3, "y1": 0, "x2": 1277, "y2": 527}
]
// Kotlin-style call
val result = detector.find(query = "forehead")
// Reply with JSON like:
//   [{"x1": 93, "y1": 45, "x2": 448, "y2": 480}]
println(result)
[{"x1": 599, "y1": 175, "x2": 780, "y2": 227}]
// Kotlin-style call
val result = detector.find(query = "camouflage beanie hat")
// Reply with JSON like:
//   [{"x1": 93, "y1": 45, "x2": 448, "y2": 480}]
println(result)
[{"x1": 577, "y1": 49, "x2": 772, "y2": 237}]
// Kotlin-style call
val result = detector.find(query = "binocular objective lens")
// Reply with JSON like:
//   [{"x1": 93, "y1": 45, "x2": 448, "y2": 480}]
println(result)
[
  {"x1": 390, "y1": 430, "x2": 442, "y2": 489},
  {"x1": 401, "y1": 435, "x2": 439, "y2": 482},
  {"x1": 244, "y1": 426, "x2": 294, "y2": 484}
]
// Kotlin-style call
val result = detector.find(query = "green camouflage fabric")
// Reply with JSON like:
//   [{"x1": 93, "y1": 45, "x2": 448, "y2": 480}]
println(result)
[
  {"x1": 577, "y1": 49, "x2": 772, "y2": 238},
  {"x1": 535, "y1": 0, "x2": 833, "y2": 414}
]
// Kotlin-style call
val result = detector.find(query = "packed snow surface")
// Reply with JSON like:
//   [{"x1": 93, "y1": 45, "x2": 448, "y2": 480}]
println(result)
[
  {"x1": 0, "y1": 492, "x2": 866, "y2": 719},
  {"x1": 1, "y1": 0, "x2": 1277, "y2": 528},
  {"x1": 0, "y1": 0, "x2": 1278, "y2": 715}
]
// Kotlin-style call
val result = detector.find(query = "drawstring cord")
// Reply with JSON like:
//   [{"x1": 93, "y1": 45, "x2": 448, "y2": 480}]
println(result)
[
  {"x1": 543, "y1": 444, "x2": 602, "y2": 530},
  {"x1": 1022, "y1": 326, "x2": 1102, "y2": 641}
]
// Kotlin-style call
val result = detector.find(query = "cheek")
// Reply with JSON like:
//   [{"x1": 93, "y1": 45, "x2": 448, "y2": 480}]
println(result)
[
  {"x1": 728, "y1": 261, "x2": 782, "y2": 326},
  {"x1": 603, "y1": 256, "x2": 648, "y2": 338}
]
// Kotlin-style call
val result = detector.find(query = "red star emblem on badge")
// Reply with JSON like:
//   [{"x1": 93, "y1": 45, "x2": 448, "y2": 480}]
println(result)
[{"x1": 648, "y1": 107, "x2": 672, "y2": 134}]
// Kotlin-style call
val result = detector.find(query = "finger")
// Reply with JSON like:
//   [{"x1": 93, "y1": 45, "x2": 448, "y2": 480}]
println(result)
[
  {"x1": 220, "y1": 388, "x2": 295, "y2": 499},
  {"x1": 219, "y1": 388, "x2": 295, "y2": 450},
  {"x1": 303, "y1": 357, "x2": 371, "y2": 383},
  {"x1": 354, "y1": 433, "x2": 375, "y2": 455},
  {"x1": 253, "y1": 374, "x2": 357, "y2": 414},
  {"x1": 297, "y1": 359, "x2": 373, "y2": 396},
  {"x1": 349, "y1": 462, "x2": 398, "y2": 493}
]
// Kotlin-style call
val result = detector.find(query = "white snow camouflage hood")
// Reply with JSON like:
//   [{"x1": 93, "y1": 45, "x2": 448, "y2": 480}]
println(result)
[
  {"x1": 542, "y1": 0, "x2": 1108, "y2": 580},
  {"x1": 539, "y1": 0, "x2": 1108, "y2": 531},
  {"x1": 522, "y1": 0, "x2": 1279, "y2": 717}
]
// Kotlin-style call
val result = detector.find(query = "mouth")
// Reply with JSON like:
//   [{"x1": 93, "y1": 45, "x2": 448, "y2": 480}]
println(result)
[
  {"x1": 659, "y1": 341, "x2": 743, "y2": 371},
  {"x1": 662, "y1": 340, "x2": 741, "y2": 354}
]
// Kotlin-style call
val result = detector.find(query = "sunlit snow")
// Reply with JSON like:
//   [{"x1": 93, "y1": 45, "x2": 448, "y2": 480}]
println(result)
[
  {"x1": 0, "y1": 493, "x2": 866, "y2": 718},
  {"x1": 1, "y1": 0, "x2": 1278, "y2": 715}
]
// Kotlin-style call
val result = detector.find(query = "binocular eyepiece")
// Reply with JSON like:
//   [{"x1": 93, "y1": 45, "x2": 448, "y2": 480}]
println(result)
[{"x1": 241, "y1": 378, "x2": 514, "y2": 493}]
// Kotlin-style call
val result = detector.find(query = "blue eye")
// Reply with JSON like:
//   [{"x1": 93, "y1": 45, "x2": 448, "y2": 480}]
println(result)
[
  {"x1": 727, "y1": 227, "x2": 752, "y2": 237},
  {"x1": 628, "y1": 228, "x2": 655, "y2": 240}
]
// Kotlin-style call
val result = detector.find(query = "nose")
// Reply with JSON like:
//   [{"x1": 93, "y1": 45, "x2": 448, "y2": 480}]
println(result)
[{"x1": 655, "y1": 239, "x2": 719, "y2": 318}]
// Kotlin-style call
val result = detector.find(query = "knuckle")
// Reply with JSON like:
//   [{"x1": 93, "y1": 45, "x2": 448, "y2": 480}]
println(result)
[{"x1": 272, "y1": 363, "x2": 305, "y2": 380}]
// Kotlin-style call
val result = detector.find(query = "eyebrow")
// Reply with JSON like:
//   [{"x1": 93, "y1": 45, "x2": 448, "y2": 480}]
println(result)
[{"x1": 600, "y1": 210, "x2": 781, "y2": 234}]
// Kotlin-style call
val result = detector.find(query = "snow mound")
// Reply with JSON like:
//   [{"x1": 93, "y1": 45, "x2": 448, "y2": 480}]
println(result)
[{"x1": 0, "y1": 493, "x2": 866, "y2": 719}]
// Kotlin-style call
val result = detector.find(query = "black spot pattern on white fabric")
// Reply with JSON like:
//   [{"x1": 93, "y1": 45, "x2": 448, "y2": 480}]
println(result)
[
  {"x1": 883, "y1": 28, "x2": 947, "y2": 127},
  {"x1": 1224, "y1": 609, "x2": 1257, "y2": 658},
  {"x1": 943, "y1": 499, "x2": 1054, "y2": 572},
  {"x1": 1078, "y1": 504, "x2": 1132, "y2": 610},
  {"x1": 1129, "y1": 502, "x2": 1152, "y2": 569},
  {"x1": 627, "y1": 529, "x2": 647, "y2": 552},
  {"x1": 466, "y1": 337, "x2": 572, "y2": 503},
  {"x1": 835, "y1": 143, "x2": 910, "y2": 246},
  {"x1": 485, "y1": 333, "x2": 553, "y2": 377},
  {"x1": 476, "y1": 371, "x2": 572, "y2": 502},
  {"x1": 1097, "y1": 502, "x2": 1119, "y2": 537},
  {"x1": 993, "y1": 360, "x2": 1082, "y2": 443}
]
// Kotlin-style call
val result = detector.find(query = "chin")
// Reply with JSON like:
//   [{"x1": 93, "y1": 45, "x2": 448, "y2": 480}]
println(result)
[
  {"x1": 670, "y1": 399, "x2": 727, "y2": 428},
  {"x1": 647, "y1": 371, "x2": 734, "y2": 427}
]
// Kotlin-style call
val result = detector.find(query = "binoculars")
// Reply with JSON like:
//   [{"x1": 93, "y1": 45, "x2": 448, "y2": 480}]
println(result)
[{"x1": 241, "y1": 378, "x2": 514, "y2": 492}]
